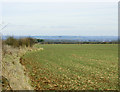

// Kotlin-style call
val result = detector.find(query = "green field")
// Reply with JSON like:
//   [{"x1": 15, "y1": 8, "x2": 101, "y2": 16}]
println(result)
[{"x1": 21, "y1": 44, "x2": 118, "y2": 90}]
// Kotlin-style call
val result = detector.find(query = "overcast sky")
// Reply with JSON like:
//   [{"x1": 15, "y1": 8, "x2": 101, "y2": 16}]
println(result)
[{"x1": 1, "y1": 1, "x2": 118, "y2": 36}]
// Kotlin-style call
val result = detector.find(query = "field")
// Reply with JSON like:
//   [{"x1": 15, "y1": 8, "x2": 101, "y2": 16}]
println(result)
[{"x1": 20, "y1": 44, "x2": 118, "y2": 90}]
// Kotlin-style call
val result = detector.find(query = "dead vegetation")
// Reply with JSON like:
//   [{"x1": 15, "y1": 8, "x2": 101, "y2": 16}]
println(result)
[{"x1": 1, "y1": 45, "x2": 34, "y2": 90}]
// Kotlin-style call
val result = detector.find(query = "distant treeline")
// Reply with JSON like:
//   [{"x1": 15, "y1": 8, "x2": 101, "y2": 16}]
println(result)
[
  {"x1": 38, "y1": 40, "x2": 118, "y2": 44},
  {"x1": 3, "y1": 37, "x2": 118, "y2": 48},
  {"x1": 39, "y1": 42, "x2": 118, "y2": 44}
]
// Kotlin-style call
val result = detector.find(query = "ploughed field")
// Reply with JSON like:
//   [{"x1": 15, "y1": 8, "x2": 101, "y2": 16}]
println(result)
[{"x1": 20, "y1": 44, "x2": 118, "y2": 90}]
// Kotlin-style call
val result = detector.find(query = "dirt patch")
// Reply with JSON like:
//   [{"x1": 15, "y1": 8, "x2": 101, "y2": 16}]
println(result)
[{"x1": 72, "y1": 54, "x2": 83, "y2": 59}]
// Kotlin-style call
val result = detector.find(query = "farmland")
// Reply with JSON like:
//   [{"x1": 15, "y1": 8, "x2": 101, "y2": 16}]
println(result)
[{"x1": 20, "y1": 44, "x2": 118, "y2": 90}]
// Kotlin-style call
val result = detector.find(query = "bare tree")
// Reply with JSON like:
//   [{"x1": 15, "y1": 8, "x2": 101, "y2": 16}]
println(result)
[{"x1": 0, "y1": 22, "x2": 9, "y2": 31}]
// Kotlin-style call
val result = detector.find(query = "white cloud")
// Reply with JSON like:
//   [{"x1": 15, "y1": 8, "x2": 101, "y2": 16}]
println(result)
[{"x1": 1, "y1": 2, "x2": 118, "y2": 36}]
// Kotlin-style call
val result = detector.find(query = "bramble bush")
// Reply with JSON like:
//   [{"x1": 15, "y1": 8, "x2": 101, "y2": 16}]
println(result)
[{"x1": 4, "y1": 36, "x2": 36, "y2": 48}]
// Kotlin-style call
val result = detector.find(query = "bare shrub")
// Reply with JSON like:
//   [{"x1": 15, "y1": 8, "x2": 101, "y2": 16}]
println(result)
[{"x1": 4, "y1": 36, "x2": 36, "y2": 48}]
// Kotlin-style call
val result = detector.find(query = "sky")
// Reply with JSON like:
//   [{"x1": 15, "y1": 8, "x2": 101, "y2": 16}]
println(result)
[{"x1": 1, "y1": 0, "x2": 118, "y2": 36}]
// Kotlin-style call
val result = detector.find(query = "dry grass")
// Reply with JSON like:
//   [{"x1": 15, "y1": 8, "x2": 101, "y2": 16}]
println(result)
[
  {"x1": 0, "y1": 37, "x2": 2, "y2": 91},
  {"x1": 2, "y1": 45, "x2": 34, "y2": 90}
]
